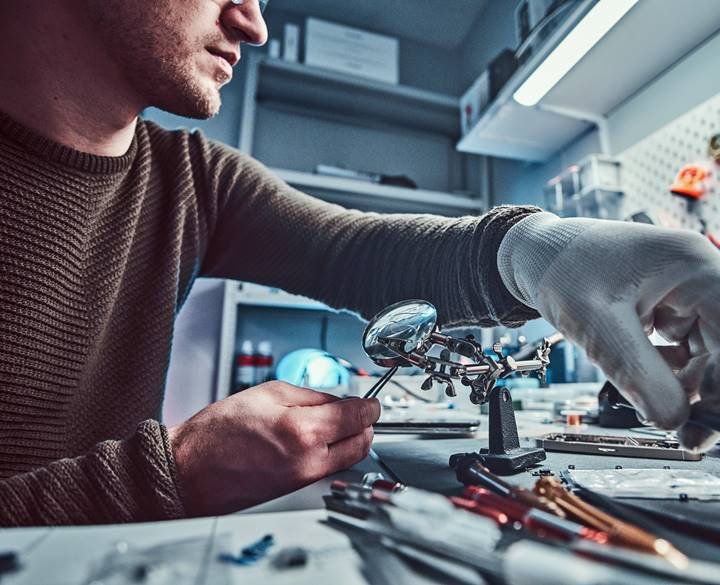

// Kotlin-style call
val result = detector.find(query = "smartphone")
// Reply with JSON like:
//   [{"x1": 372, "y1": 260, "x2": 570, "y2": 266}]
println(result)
[
  {"x1": 536, "y1": 432, "x2": 703, "y2": 461},
  {"x1": 375, "y1": 418, "x2": 480, "y2": 436}
]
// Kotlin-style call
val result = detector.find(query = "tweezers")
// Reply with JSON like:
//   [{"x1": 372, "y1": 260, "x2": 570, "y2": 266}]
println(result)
[{"x1": 363, "y1": 366, "x2": 399, "y2": 399}]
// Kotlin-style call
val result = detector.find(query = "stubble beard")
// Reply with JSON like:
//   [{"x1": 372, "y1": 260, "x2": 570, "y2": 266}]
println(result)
[
  {"x1": 129, "y1": 40, "x2": 225, "y2": 120},
  {"x1": 87, "y1": 1, "x2": 225, "y2": 119},
  {"x1": 155, "y1": 59, "x2": 223, "y2": 120}
]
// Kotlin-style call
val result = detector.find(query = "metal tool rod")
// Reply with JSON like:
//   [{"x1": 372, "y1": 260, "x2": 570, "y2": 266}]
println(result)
[
  {"x1": 462, "y1": 359, "x2": 542, "y2": 376},
  {"x1": 461, "y1": 364, "x2": 493, "y2": 375},
  {"x1": 363, "y1": 366, "x2": 399, "y2": 399},
  {"x1": 514, "y1": 359, "x2": 545, "y2": 372},
  {"x1": 429, "y1": 331, "x2": 451, "y2": 344}
]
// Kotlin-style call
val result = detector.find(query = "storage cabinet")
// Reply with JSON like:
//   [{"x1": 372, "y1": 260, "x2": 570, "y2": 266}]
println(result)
[
  {"x1": 457, "y1": 0, "x2": 720, "y2": 162},
  {"x1": 238, "y1": 54, "x2": 488, "y2": 216},
  {"x1": 198, "y1": 42, "x2": 494, "y2": 401}
]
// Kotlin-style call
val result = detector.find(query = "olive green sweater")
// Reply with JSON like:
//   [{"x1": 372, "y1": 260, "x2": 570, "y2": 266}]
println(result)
[{"x1": 0, "y1": 111, "x2": 539, "y2": 526}]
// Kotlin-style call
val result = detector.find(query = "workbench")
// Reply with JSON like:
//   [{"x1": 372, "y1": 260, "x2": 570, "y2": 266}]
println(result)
[{"x1": 2, "y1": 411, "x2": 719, "y2": 584}]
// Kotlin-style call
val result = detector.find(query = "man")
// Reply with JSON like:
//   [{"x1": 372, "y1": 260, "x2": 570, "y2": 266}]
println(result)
[{"x1": 0, "y1": 1, "x2": 718, "y2": 526}]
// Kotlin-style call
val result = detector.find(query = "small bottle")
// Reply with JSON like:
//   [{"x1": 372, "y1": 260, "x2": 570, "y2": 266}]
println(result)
[
  {"x1": 254, "y1": 341, "x2": 274, "y2": 385},
  {"x1": 233, "y1": 340, "x2": 255, "y2": 394}
]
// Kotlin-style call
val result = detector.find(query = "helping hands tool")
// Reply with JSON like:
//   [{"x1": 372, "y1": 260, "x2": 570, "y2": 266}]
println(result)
[
  {"x1": 362, "y1": 300, "x2": 556, "y2": 473},
  {"x1": 362, "y1": 300, "x2": 552, "y2": 405}
]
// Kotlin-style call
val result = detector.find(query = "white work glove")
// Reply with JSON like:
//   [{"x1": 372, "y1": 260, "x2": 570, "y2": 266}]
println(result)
[{"x1": 498, "y1": 212, "x2": 720, "y2": 451}]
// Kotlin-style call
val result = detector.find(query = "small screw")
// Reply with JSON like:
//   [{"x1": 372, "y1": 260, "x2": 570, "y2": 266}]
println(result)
[
  {"x1": 568, "y1": 464, "x2": 575, "y2": 470},
  {"x1": 615, "y1": 465, "x2": 623, "y2": 469}
]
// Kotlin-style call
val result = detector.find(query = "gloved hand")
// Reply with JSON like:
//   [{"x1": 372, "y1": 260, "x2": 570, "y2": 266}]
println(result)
[{"x1": 498, "y1": 212, "x2": 720, "y2": 451}]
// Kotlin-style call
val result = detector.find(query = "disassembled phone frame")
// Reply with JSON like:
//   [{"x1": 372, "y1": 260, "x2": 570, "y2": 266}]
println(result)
[{"x1": 536, "y1": 432, "x2": 703, "y2": 461}]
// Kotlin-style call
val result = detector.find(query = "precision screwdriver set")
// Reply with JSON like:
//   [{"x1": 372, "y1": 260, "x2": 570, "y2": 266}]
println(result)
[{"x1": 324, "y1": 464, "x2": 720, "y2": 585}]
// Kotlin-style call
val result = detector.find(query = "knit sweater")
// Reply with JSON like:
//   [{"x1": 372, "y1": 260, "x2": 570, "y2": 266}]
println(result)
[{"x1": 0, "y1": 111, "x2": 540, "y2": 526}]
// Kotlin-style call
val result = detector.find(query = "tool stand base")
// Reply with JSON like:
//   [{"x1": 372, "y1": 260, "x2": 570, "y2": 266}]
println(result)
[
  {"x1": 475, "y1": 446, "x2": 547, "y2": 475},
  {"x1": 451, "y1": 387, "x2": 546, "y2": 476}
]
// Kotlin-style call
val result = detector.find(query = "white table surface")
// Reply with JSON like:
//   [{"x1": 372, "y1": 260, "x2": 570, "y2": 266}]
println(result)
[
  {"x1": 0, "y1": 452, "x2": 387, "y2": 584},
  {"x1": 0, "y1": 508, "x2": 377, "y2": 585},
  {"x1": 0, "y1": 402, "x2": 634, "y2": 585}
]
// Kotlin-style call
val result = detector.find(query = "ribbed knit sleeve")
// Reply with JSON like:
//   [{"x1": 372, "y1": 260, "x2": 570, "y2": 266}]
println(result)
[
  {"x1": 0, "y1": 108, "x2": 541, "y2": 527},
  {"x1": 0, "y1": 421, "x2": 185, "y2": 526},
  {"x1": 200, "y1": 148, "x2": 542, "y2": 327},
  {"x1": 0, "y1": 114, "x2": 198, "y2": 526}
]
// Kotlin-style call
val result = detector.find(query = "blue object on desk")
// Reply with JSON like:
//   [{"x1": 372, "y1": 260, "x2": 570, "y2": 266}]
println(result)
[
  {"x1": 276, "y1": 349, "x2": 350, "y2": 390},
  {"x1": 219, "y1": 534, "x2": 274, "y2": 566},
  {"x1": 0, "y1": 551, "x2": 19, "y2": 576}
]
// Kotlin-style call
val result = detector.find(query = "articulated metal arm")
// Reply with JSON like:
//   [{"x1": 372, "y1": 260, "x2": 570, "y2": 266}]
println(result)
[{"x1": 377, "y1": 332, "x2": 552, "y2": 404}]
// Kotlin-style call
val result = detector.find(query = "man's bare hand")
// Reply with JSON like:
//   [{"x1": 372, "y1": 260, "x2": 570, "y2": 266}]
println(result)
[{"x1": 168, "y1": 382, "x2": 380, "y2": 516}]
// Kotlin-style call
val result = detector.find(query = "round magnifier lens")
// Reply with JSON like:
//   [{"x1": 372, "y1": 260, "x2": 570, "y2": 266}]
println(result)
[{"x1": 362, "y1": 300, "x2": 437, "y2": 367}]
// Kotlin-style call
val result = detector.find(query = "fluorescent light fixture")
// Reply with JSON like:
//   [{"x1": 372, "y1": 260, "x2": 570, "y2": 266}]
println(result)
[{"x1": 513, "y1": 0, "x2": 639, "y2": 107}]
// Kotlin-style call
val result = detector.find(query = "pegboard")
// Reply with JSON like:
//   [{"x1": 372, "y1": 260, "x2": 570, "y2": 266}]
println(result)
[{"x1": 617, "y1": 93, "x2": 720, "y2": 234}]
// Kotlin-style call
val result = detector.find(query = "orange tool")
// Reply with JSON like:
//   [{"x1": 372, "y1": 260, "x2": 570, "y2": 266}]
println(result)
[
  {"x1": 534, "y1": 476, "x2": 687, "y2": 568},
  {"x1": 670, "y1": 163, "x2": 711, "y2": 200}
]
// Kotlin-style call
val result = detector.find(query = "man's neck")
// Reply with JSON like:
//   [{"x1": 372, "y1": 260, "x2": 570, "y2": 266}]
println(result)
[{"x1": 0, "y1": 5, "x2": 142, "y2": 157}]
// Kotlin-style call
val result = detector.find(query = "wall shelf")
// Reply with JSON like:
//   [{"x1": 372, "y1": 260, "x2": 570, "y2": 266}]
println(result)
[
  {"x1": 256, "y1": 57, "x2": 460, "y2": 137},
  {"x1": 457, "y1": 0, "x2": 720, "y2": 162},
  {"x1": 239, "y1": 52, "x2": 487, "y2": 214},
  {"x1": 235, "y1": 281, "x2": 330, "y2": 311},
  {"x1": 273, "y1": 167, "x2": 484, "y2": 215}
]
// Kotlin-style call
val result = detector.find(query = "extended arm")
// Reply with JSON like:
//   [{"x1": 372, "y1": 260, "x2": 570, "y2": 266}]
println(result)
[{"x1": 198, "y1": 143, "x2": 541, "y2": 328}]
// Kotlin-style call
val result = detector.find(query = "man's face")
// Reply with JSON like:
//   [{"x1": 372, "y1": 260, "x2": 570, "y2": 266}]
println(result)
[{"x1": 85, "y1": 0, "x2": 268, "y2": 119}]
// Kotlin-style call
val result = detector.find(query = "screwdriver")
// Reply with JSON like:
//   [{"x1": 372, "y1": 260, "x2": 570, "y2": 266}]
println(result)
[
  {"x1": 534, "y1": 476, "x2": 687, "y2": 569},
  {"x1": 458, "y1": 485, "x2": 608, "y2": 544},
  {"x1": 331, "y1": 479, "x2": 455, "y2": 517},
  {"x1": 450, "y1": 453, "x2": 565, "y2": 517},
  {"x1": 461, "y1": 486, "x2": 608, "y2": 545}
]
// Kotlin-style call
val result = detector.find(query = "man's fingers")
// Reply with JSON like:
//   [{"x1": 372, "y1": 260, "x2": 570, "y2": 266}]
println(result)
[
  {"x1": 325, "y1": 426, "x2": 374, "y2": 473},
  {"x1": 672, "y1": 353, "x2": 709, "y2": 403},
  {"x1": 678, "y1": 398, "x2": 720, "y2": 453},
  {"x1": 587, "y1": 304, "x2": 689, "y2": 429},
  {"x1": 662, "y1": 350, "x2": 720, "y2": 452},
  {"x1": 698, "y1": 357, "x2": 720, "y2": 410},
  {"x1": 652, "y1": 305, "x2": 697, "y2": 344},
  {"x1": 309, "y1": 397, "x2": 381, "y2": 443},
  {"x1": 655, "y1": 344, "x2": 691, "y2": 371},
  {"x1": 678, "y1": 416, "x2": 720, "y2": 453}
]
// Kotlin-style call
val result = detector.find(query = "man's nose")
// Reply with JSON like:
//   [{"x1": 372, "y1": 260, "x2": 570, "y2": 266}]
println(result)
[{"x1": 221, "y1": 0, "x2": 268, "y2": 46}]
